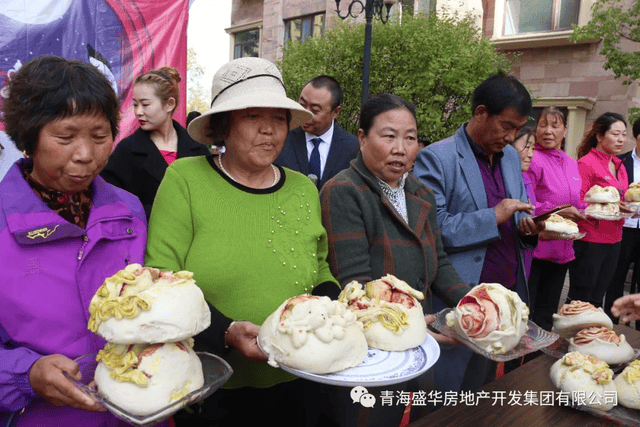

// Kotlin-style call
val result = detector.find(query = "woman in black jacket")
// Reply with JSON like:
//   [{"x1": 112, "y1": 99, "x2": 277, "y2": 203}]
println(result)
[{"x1": 101, "y1": 66, "x2": 209, "y2": 219}]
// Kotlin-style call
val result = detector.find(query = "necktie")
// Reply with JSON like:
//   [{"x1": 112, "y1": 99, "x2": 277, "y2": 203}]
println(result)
[{"x1": 309, "y1": 137, "x2": 322, "y2": 179}]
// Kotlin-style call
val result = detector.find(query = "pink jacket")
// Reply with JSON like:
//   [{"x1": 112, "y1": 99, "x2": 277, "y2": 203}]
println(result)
[
  {"x1": 577, "y1": 148, "x2": 628, "y2": 244},
  {"x1": 523, "y1": 146, "x2": 585, "y2": 263}
]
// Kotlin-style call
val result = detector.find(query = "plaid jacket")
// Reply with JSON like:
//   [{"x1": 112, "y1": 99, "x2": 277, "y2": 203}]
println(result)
[{"x1": 319, "y1": 153, "x2": 470, "y2": 313}]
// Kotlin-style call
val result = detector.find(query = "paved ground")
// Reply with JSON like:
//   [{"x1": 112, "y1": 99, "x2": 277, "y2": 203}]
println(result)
[{"x1": 557, "y1": 264, "x2": 636, "y2": 328}]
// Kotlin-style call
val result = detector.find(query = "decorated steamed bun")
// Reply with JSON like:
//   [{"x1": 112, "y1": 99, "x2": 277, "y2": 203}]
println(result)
[
  {"x1": 95, "y1": 340, "x2": 204, "y2": 416},
  {"x1": 615, "y1": 360, "x2": 640, "y2": 409},
  {"x1": 258, "y1": 295, "x2": 368, "y2": 374},
  {"x1": 584, "y1": 185, "x2": 620, "y2": 203},
  {"x1": 568, "y1": 327, "x2": 634, "y2": 365},
  {"x1": 338, "y1": 275, "x2": 427, "y2": 351},
  {"x1": 624, "y1": 182, "x2": 640, "y2": 202},
  {"x1": 446, "y1": 283, "x2": 529, "y2": 354},
  {"x1": 550, "y1": 352, "x2": 615, "y2": 411},
  {"x1": 88, "y1": 264, "x2": 211, "y2": 344},
  {"x1": 585, "y1": 202, "x2": 619, "y2": 216},
  {"x1": 544, "y1": 213, "x2": 579, "y2": 235},
  {"x1": 552, "y1": 301, "x2": 613, "y2": 339}
]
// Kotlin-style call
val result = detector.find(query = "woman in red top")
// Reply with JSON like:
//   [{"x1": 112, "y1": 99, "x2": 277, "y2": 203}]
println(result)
[
  {"x1": 101, "y1": 67, "x2": 210, "y2": 220},
  {"x1": 569, "y1": 112, "x2": 629, "y2": 307}
]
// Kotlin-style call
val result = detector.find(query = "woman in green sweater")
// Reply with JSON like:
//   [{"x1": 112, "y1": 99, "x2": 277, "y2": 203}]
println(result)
[{"x1": 144, "y1": 58, "x2": 339, "y2": 426}]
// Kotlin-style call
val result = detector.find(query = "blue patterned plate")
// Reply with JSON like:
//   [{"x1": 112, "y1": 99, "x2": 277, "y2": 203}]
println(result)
[{"x1": 277, "y1": 334, "x2": 440, "y2": 387}]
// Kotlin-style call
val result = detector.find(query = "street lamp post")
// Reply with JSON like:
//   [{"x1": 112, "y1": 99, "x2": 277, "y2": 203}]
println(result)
[{"x1": 334, "y1": 0, "x2": 397, "y2": 106}]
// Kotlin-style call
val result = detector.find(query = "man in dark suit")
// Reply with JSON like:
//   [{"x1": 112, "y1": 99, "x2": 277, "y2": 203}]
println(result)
[
  {"x1": 605, "y1": 116, "x2": 640, "y2": 326},
  {"x1": 275, "y1": 75, "x2": 358, "y2": 188}
]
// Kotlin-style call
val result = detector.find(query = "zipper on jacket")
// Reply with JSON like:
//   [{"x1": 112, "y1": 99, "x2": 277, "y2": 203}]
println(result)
[{"x1": 78, "y1": 235, "x2": 89, "y2": 260}]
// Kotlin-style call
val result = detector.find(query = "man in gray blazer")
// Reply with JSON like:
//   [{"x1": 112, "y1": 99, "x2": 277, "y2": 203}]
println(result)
[
  {"x1": 275, "y1": 75, "x2": 358, "y2": 188},
  {"x1": 413, "y1": 73, "x2": 542, "y2": 399},
  {"x1": 414, "y1": 73, "x2": 541, "y2": 302}
]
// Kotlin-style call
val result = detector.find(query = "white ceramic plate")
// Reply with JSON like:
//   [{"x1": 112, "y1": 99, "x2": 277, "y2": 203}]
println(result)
[
  {"x1": 276, "y1": 334, "x2": 440, "y2": 387},
  {"x1": 432, "y1": 308, "x2": 559, "y2": 362}
]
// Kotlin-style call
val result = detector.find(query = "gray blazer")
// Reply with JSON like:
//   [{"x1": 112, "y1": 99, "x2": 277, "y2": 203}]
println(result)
[
  {"x1": 413, "y1": 124, "x2": 535, "y2": 302},
  {"x1": 275, "y1": 122, "x2": 358, "y2": 189}
]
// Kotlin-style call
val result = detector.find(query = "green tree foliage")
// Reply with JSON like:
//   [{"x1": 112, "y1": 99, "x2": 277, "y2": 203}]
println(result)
[
  {"x1": 571, "y1": 0, "x2": 640, "y2": 122},
  {"x1": 571, "y1": 0, "x2": 640, "y2": 83},
  {"x1": 186, "y1": 47, "x2": 209, "y2": 114},
  {"x1": 280, "y1": 10, "x2": 513, "y2": 143}
]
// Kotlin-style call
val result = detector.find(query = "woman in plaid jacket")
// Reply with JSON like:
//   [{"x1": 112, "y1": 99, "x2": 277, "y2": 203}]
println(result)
[
  {"x1": 320, "y1": 94, "x2": 469, "y2": 313},
  {"x1": 318, "y1": 94, "x2": 471, "y2": 426}
]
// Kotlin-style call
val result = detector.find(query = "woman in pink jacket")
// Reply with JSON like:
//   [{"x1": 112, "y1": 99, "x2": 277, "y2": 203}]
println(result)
[
  {"x1": 523, "y1": 107, "x2": 586, "y2": 331},
  {"x1": 569, "y1": 112, "x2": 629, "y2": 308}
]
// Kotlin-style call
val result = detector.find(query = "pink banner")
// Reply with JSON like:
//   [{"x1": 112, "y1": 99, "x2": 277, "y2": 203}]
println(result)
[{"x1": 0, "y1": 0, "x2": 189, "y2": 143}]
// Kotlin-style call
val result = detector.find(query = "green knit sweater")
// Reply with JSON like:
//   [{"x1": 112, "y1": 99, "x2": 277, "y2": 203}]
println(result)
[{"x1": 145, "y1": 155, "x2": 338, "y2": 388}]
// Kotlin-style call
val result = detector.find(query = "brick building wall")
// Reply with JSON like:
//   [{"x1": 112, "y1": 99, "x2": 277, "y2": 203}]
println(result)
[{"x1": 227, "y1": 0, "x2": 640, "y2": 155}]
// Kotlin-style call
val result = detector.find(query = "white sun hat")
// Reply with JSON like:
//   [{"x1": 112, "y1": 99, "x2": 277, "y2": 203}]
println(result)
[{"x1": 187, "y1": 57, "x2": 312, "y2": 145}]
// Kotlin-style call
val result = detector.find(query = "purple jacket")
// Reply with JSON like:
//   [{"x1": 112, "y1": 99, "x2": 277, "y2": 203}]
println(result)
[
  {"x1": 522, "y1": 175, "x2": 536, "y2": 279},
  {"x1": 0, "y1": 159, "x2": 147, "y2": 427},
  {"x1": 523, "y1": 146, "x2": 585, "y2": 264}
]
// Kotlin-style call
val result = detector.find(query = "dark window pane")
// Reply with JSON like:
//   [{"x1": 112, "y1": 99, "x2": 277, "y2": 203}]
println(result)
[
  {"x1": 234, "y1": 28, "x2": 259, "y2": 59},
  {"x1": 558, "y1": 0, "x2": 579, "y2": 30},
  {"x1": 302, "y1": 17, "x2": 312, "y2": 39},
  {"x1": 284, "y1": 14, "x2": 325, "y2": 43},
  {"x1": 243, "y1": 44, "x2": 257, "y2": 58},
  {"x1": 284, "y1": 21, "x2": 291, "y2": 41}
]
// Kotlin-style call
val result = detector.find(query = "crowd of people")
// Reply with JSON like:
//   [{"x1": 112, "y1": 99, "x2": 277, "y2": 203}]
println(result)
[{"x1": 3, "y1": 54, "x2": 640, "y2": 427}]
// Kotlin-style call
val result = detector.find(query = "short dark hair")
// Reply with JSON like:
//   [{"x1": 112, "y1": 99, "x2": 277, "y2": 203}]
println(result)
[
  {"x1": 472, "y1": 72, "x2": 532, "y2": 118},
  {"x1": 511, "y1": 126, "x2": 535, "y2": 148},
  {"x1": 187, "y1": 111, "x2": 201, "y2": 128},
  {"x1": 538, "y1": 106, "x2": 567, "y2": 128},
  {"x1": 306, "y1": 75, "x2": 343, "y2": 111},
  {"x1": 633, "y1": 116, "x2": 640, "y2": 140},
  {"x1": 206, "y1": 112, "x2": 231, "y2": 146},
  {"x1": 359, "y1": 93, "x2": 417, "y2": 136},
  {"x1": 577, "y1": 112, "x2": 627, "y2": 159},
  {"x1": 2, "y1": 55, "x2": 120, "y2": 156}
]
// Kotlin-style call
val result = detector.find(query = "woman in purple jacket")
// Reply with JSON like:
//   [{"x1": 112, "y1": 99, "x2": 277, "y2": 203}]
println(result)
[
  {"x1": 0, "y1": 56, "x2": 147, "y2": 427},
  {"x1": 523, "y1": 107, "x2": 586, "y2": 331}
]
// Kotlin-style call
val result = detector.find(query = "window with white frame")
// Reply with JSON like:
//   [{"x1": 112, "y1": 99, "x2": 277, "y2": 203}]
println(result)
[
  {"x1": 503, "y1": 0, "x2": 579, "y2": 35},
  {"x1": 284, "y1": 13, "x2": 325, "y2": 43},
  {"x1": 233, "y1": 28, "x2": 260, "y2": 59}
]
